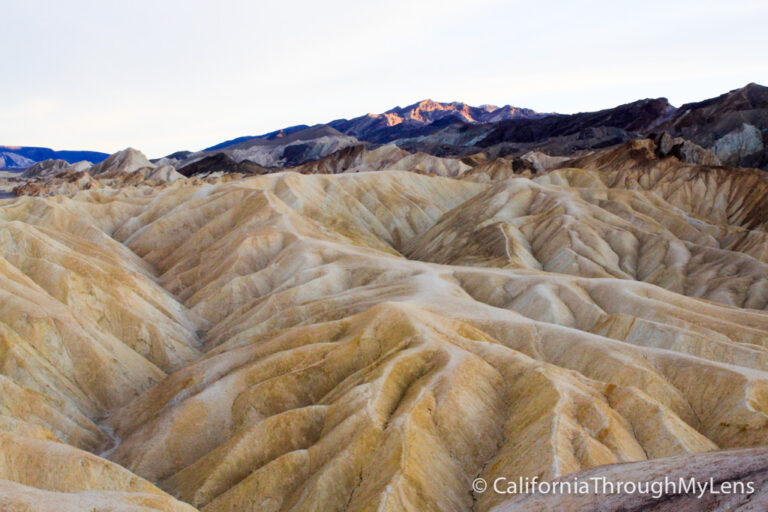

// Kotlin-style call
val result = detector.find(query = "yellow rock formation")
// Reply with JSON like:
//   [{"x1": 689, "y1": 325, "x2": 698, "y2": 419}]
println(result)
[{"x1": 1, "y1": 144, "x2": 768, "y2": 510}]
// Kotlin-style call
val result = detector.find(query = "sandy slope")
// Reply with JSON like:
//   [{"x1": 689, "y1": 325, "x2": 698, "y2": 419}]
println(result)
[{"x1": 0, "y1": 145, "x2": 767, "y2": 510}]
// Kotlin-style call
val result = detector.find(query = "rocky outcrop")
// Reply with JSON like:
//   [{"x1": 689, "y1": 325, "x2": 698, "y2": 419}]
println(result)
[
  {"x1": 177, "y1": 153, "x2": 268, "y2": 177},
  {"x1": 712, "y1": 122, "x2": 765, "y2": 165},
  {"x1": 145, "y1": 164, "x2": 185, "y2": 183},
  {"x1": 21, "y1": 158, "x2": 92, "y2": 179},
  {"x1": 650, "y1": 131, "x2": 722, "y2": 165},
  {"x1": 658, "y1": 82, "x2": 768, "y2": 169},
  {"x1": 89, "y1": 148, "x2": 155, "y2": 176},
  {"x1": 519, "y1": 150, "x2": 570, "y2": 171}
]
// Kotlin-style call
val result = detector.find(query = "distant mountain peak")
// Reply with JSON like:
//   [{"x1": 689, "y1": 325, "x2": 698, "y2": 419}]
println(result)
[
  {"x1": 88, "y1": 147, "x2": 154, "y2": 176},
  {"x1": 326, "y1": 99, "x2": 547, "y2": 143},
  {"x1": 385, "y1": 99, "x2": 504, "y2": 122}
]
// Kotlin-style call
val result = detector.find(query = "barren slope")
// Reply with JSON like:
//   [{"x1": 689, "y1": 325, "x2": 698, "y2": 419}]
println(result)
[{"x1": 1, "y1": 148, "x2": 767, "y2": 511}]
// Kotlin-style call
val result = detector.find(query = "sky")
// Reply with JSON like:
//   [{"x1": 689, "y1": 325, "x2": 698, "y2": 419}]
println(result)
[{"x1": 2, "y1": 0, "x2": 768, "y2": 158}]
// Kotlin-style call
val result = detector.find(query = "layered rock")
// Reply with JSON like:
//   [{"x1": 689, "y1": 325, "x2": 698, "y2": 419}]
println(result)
[
  {"x1": 21, "y1": 158, "x2": 92, "y2": 179},
  {"x1": 292, "y1": 143, "x2": 472, "y2": 177},
  {"x1": 409, "y1": 141, "x2": 768, "y2": 308}
]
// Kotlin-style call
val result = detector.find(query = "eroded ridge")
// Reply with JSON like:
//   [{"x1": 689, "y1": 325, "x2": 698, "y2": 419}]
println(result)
[{"x1": 0, "y1": 154, "x2": 767, "y2": 511}]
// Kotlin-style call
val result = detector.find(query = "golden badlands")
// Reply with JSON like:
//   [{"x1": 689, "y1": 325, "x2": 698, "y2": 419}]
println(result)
[{"x1": 1, "y1": 140, "x2": 768, "y2": 511}]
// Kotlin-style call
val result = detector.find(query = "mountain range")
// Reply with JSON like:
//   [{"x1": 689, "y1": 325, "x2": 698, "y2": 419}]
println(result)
[
  {"x1": 3, "y1": 82, "x2": 768, "y2": 511},
  {"x1": 3, "y1": 84, "x2": 767, "y2": 175},
  {"x1": 174, "y1": 83, "x2": 768, "y2": 174},
  {"x1": 0, "y1": 145, "x2": 109, "y2": 170}
]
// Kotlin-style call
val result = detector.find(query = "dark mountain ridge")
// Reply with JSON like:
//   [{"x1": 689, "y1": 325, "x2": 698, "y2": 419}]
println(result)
[{"x1": 7, "y1": 83, "x2": 768, "y2": 172}]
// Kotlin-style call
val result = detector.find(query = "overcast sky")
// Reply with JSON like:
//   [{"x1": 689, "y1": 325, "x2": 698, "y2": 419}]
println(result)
[{"x1": 2, "y1": 0, "x2": 767, "y2": 158}]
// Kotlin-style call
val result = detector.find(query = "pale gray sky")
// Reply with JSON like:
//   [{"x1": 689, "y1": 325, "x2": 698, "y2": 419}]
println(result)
[{"x1": 2, "y1": 0, "x2": 767, "y2": 158}]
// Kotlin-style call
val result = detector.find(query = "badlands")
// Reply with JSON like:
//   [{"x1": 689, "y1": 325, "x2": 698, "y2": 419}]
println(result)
[{"x1": 2, "y1": 137, "x2": 768, "y2": 509}]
